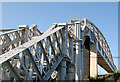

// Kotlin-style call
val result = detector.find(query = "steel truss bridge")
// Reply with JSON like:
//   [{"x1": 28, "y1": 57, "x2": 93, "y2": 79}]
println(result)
[{"x1": 0, "y1": 18, "x2": 117, "y2": 81}]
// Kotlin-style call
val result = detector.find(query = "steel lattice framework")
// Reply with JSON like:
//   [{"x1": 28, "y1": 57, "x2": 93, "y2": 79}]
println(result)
[{"x1": 0, "y1": 18, "x2": 117, "y2": 81}]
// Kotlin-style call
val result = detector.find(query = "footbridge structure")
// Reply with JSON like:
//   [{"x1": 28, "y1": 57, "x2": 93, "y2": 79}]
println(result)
[{"x1": 0, "y1": 18, "x2": 117, "y2": 80}]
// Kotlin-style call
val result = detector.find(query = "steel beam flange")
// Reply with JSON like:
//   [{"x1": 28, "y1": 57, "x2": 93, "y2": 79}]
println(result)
[
  {"x1": 58, "y1": 23, "x2": 67, "y2": 26},
  {"x1": 18, "y1": 25, "x2": 28, "y2": 29},
  {"x1": 75, "y1": 21, "x2": 80, "y2": 24}
]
